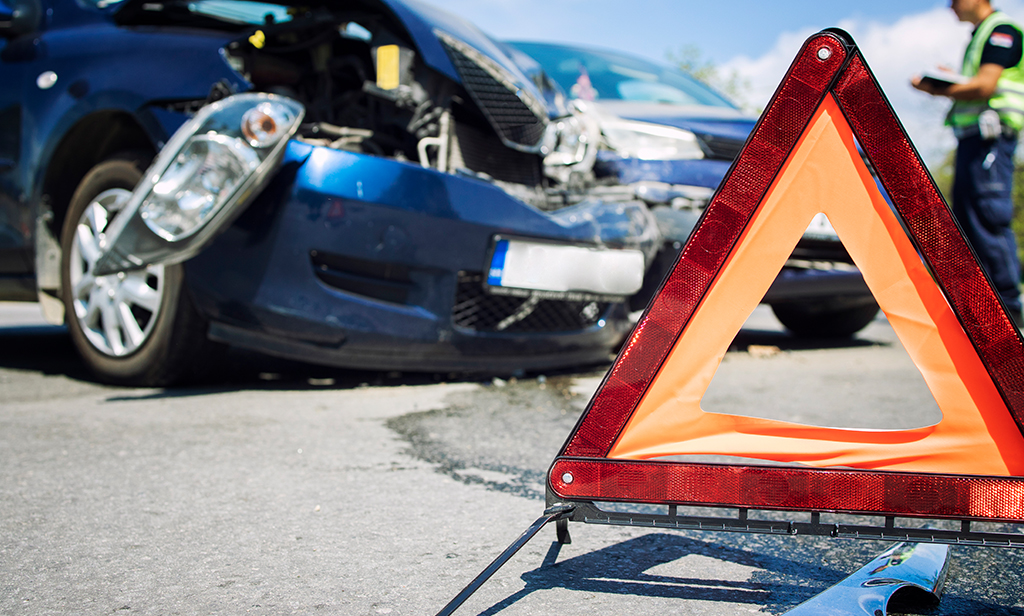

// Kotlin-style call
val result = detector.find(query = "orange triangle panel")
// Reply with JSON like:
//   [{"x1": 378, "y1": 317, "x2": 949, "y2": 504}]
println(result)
[{"x1": 549, "y1": 30, "x2": 1024, "y2": 522}]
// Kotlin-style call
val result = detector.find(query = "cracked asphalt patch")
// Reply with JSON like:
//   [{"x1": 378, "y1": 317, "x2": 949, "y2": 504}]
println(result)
[{"x1": 387, "y1": 374, "x2": 590, "y2": 500}]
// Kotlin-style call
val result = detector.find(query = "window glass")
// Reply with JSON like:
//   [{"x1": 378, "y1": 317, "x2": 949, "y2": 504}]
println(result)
[
  {"x1": 186, "y1": 0, "x2": 291, "y2": 24},
  {"x1": 84, "y1": 0, "x2": 292, "y2": 23},
  {"x1": 509, "y1": 42, "x2": 736, "y2": 108}
]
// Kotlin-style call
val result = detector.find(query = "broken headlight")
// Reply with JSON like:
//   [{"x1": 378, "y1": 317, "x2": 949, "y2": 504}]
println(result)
[
  {"x1": 93, "y1": 93, "x2": 304, "y2": 276},
  {"x1": 601, "y1": 118, "x2": 705, "y2": 161},
  {"x1": 141, "y1": 133, "x2": 260, "y2": 240}
]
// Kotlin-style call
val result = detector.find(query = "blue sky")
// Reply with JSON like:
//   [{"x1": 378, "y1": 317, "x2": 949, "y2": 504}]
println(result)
[
  {"x1": 425, "y1": 0, "x2": 1024, "y2": 164},
  {"x1": 427, "y1": 0, "x2": 944, "y2": 65}
]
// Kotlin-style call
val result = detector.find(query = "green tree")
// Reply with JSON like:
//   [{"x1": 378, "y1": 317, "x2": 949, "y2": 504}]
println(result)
[
  {"x1": 930, "y1": 150, "x2": 955, "y2": 199},
  {"x1": 1014, "y1": 163, "x2": 1024, "y2": 270}
]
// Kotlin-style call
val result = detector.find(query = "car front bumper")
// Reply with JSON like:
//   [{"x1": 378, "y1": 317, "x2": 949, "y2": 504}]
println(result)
[{"x1": 183, "y1": 141, "x2": 659, "y2": 372}]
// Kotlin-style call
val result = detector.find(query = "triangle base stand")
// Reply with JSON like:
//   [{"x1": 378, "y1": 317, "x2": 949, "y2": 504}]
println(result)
[
  {"x1": 433, "y1": 504, "x2": 574, "y2": 616},
  {"x1": 433, "y1": 495, "x2": 979, "y2": 616},
  {"x1": 547, "y1": 493, "x2": 1024, "y2": 548}
]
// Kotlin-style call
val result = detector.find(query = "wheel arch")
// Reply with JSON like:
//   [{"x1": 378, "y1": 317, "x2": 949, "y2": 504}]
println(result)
[
  {"x1": 35, "y1": 111, "x2": 158, "y2": 322},
  {"x1": 42, "y1": 110, "x2": 157, "y2": 239}
]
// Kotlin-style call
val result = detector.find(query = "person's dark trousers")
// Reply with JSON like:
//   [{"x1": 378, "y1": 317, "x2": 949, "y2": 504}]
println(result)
[{"x1": 953, "y1": 132, "x2": 1023, "y2": 316}]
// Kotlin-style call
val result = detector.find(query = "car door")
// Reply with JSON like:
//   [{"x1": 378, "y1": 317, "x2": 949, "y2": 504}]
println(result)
[{"x1": 0, "y1": 0, "x2": 39, "y2": 292}]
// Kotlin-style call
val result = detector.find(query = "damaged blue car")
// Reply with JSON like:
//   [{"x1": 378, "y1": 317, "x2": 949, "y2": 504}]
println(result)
[
  {"x1": 0, "y1": 0, "x2": 662, "y2": 384},
  {"x1": 508, "y1": 42, "x2": 879, "y2": 338}
]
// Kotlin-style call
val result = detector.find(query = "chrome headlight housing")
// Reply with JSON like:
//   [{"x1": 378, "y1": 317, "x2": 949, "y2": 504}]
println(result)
[
  {"x1": 601, "y1": 118, "x2": 705, "y2": 161},
  {"x1": 93, "y1": 93, "x2": 304, "y2": 276},
  {"x1": 542, "y1": 100, "x2": 601, "y2": 183}
]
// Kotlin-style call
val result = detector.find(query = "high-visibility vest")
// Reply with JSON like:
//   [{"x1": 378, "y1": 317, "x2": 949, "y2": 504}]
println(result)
[{"x1": 948, "y1": 11, "x2": 1024, "y2": 133}]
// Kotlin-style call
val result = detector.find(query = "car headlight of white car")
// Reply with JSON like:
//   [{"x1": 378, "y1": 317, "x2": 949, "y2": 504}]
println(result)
[
  {"x1": 92, "y1": 93, "x2": 305, "y2": 276},
  {"x1": 601, "y1": 118, "x2": 705, "y2": 161}
]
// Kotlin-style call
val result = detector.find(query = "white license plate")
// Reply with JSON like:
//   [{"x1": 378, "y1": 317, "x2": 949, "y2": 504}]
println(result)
[{"x1": 487, "y1": 238, "x2": 644, "y2": 297}]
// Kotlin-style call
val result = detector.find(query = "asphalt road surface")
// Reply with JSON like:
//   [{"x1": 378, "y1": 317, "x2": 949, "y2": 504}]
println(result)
[{"x1": 1, "y1": 301, "x2": 1022, "y2": 615}]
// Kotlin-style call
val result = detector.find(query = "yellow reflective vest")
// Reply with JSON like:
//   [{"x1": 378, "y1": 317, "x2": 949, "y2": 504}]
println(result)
[{"x1": 948, "y1": 11, "x2": 1024, "y2": 133}]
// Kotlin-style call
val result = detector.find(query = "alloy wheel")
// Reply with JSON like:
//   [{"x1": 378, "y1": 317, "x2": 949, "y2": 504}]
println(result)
[{"x1": 67, "y1": 188, "x2": 166, "y2": 357}]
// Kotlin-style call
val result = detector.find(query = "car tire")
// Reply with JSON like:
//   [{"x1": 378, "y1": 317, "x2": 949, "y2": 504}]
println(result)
[
  {"x1": 60, "y1": 152, "x2": 212, "y2": 386},
  {"x1": 771, "y1": 300, "x2": 880, "y2": 338}
]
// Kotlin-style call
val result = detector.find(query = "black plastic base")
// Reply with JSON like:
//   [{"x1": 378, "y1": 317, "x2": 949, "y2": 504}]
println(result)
[{"x1": 549, "y1": 497, "x2": 1024, "y2": 548}]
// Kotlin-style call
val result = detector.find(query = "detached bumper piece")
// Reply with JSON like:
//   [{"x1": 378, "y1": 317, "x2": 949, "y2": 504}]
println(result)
[{"x1": 783, "y1": 541, "x2": 949, "y2": 616}]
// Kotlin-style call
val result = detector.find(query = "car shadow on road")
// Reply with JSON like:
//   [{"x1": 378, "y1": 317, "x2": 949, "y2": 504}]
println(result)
[
  {"x1": 0, "y1": 325, "x2": 97, "y2": 381},
  {"x1": 0, "y1": 324, "x2": 463, "y2": 392},
  {"x1": 0, "y1": 321, "x2": 889, "y2": 396}
]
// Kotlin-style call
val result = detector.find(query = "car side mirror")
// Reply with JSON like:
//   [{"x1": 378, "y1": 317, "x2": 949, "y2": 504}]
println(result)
[{"x1": 0, "y1": 0, "x2": 42, "y2": 38}]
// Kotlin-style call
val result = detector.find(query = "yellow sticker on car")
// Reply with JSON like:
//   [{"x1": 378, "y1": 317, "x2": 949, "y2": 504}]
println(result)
[
  {"x1": 248, "y1": 30, "x2": 265, "y2": 49},
  {"x1": 376, "y1": 45, "x2": 400, "y2": 90}
]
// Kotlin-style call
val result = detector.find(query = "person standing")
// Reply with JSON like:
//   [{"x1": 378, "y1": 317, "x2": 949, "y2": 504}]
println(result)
[{"x1": 913, "y1": 0, "x2": 1024, "y2": 325}]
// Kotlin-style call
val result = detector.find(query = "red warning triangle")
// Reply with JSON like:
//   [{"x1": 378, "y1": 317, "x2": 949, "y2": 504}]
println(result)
[{"x1": 549, "y1": 30, "x2": 1024, "y2": 521}]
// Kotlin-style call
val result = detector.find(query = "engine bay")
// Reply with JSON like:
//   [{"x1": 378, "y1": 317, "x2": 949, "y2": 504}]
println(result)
[{"x1": 142, "y1": 2, "x2": 607, "y2": 211}]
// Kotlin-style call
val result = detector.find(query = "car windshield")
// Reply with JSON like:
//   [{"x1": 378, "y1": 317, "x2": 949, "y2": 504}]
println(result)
[
  {"x1": 509, "y1": 42, "x2": 736, "y2": 109},
  {"x1": 85, "y1": 0, "x2": 293, "y2": 23},
  {"x1": 186, "y1": 0, "x2": 293, "y2": 24}
]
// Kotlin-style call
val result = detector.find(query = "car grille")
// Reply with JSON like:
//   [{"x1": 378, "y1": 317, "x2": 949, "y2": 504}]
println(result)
[
  {"x1": 694, "y1": 132, "x2": 746, "y2": 161},
  {"x1": 452, "y1": 272, "x2": 609, "y2": 333},
  {"x1": 438, "y1": 33, "x2": 547, "y2": 151},
  {"x1": 452, "y1": 121, "x2": 543, "y2": 186}
]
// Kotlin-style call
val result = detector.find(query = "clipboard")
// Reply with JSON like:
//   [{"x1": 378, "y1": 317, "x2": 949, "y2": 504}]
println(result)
[{"x1": 919, "y1": 70, "x2": 968, "y2": 88}]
